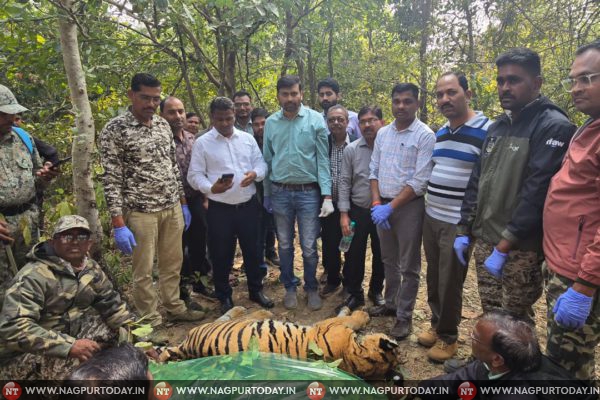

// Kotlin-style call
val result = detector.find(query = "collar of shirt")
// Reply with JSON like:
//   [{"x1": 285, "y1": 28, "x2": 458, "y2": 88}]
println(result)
[
  {"x1": 392, "y1": 117, "x2": 420, "y2": 134},
  {"x1": 174, "y1": 130, "x2": 195, "y2": 143},
  {"x1": 332, "y1": 133, "x2": 351, "y2": 148},
  {"x1": 441, "y1": 111, "x2": 489, "y2": 131},
  {"x1": 207, "y1": 126, "x2": 243, "y2": 141},
  {"x1": 123, "y1": 108, "x2": 161, "y2": 127}
]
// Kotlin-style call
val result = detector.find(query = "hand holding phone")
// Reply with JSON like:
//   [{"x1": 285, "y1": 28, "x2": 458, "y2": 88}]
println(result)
[{"x1": 212, "y1": 173, "x2": 234, "y2": 194}]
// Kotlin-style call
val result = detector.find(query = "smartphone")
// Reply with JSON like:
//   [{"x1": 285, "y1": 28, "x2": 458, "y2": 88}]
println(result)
[
  {"x1": 52, "y1": 156, "x2": 72, "y2": 169},
  {"x1": 220, "y1": 173, "x2": 234, "y2": 181}
]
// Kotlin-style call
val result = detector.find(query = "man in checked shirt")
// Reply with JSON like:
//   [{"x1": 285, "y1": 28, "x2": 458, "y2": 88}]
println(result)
[{"x1": 369, "y1": 83, "x2": 435, "y2": 340}]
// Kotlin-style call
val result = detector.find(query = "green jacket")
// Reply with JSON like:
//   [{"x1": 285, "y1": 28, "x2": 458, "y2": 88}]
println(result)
[
  {"x1": 0, "y1": 242, "x2": 133, "y2": 360},
  {"x1": 458, "y1": 96, "x2": 576, "y2": 252}
]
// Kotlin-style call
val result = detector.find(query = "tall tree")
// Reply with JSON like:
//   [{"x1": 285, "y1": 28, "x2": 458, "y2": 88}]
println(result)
[{"x1": 54, "y1": 0, "x2": 102, "y2": 248}]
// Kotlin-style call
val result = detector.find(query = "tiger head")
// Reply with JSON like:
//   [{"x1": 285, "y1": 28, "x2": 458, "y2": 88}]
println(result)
[{"x1": 341, "y1": 333, "x2": 402, "y2": 381}]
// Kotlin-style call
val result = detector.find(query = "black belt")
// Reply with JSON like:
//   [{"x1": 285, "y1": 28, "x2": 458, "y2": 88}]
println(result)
[
  {"x1": 0, "y1": 199, "x2": 35, "y2": 216},
  {"x1": 209, "y1": 196, "x2": 256, "y2": 209},
  {"x1": 272, "y1": 182, "x2": 319, "y2": 191}
]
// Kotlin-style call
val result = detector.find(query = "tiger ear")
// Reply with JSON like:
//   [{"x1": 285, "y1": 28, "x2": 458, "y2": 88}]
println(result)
[{"x1": 379, "y1": 337, "x2": 399, "y2": 351}]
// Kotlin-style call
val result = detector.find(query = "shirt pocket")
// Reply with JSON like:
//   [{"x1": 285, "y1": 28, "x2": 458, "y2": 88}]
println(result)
[
  {"x1": 15, "y1": 152, "x2": 33, "y2": 170},
  {"x1": 398, "y1": 144, "x2": 418, "y2": 169}
]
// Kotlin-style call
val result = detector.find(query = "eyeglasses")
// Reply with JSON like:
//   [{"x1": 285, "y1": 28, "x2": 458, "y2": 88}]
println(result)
[
  {"x1": 56, "y1": 233, "x2": 91, "y2": 244},
  {"x1": 327, "y1": 116, "x2": 347, "y2": 123},
  {"x1": 470, "y1": 332, "x2": 484, "y2": 344},
  {"x1": 561, "y1": 72, "x2": 600, "y2": 92},
  {"x1": 359, "y1": 118, "x2": 380, "y2": 126}
]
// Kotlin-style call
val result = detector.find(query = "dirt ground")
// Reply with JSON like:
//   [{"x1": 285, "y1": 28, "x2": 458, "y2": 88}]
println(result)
[{"x1": 147, "y1": 238, "x2": 599, "y2": 381}]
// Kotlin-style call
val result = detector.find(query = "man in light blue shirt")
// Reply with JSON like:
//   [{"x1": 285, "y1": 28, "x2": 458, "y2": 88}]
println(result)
[
  {"x1": 263, "y1": 75, "x2": 334, "y2": 311},
  {"x1": 369, "y1": 83, "x2": 435, "y2": 340}
]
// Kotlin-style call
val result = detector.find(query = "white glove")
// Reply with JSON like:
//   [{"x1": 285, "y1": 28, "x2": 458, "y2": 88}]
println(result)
[{"x1": 319, "y1": 198, "x2": 335, "y2": 217}]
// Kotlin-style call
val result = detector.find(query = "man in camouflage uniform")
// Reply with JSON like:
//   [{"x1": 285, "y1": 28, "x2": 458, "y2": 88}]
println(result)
[
  {"x1": 0, "y1": 84, "x2": 57, "y2": 309},
  {"x1": 543, "y1": 40, "x2": 600, "y2": 381},
  {"x1": 455, "y1": 48, "x2": 576, "y2": 324},
  {"x1": 99, "y1": 73, "x2": 204, "y2": 326},
  {"x1": 0, "y1": 215, "x2": 133, "y2": 380}
]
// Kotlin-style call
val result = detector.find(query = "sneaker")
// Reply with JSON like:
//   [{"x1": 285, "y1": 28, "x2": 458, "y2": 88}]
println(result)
[
  {"x1": 390, "y1": 319, "x2": 412, "y2": 340},
  {"x1": 427, "y1": 341, "x2": 458, "y2": 363},
  {"x1": 320, "y1": 283, "x2": 340, "y2": 297},
  {"x1": 307, "y1": 290, "x2": 322, "y2": 311},
  {"x1": 283, "y1": 290, "x2": 298, "y2": 309},
  {"x1": 417, "y1": 328, "x2": 438, "y2": 348},
  {"x1": 166, "y1": 309, "x2": 206, "y2": 322},
  {"x1": 367, "y1": 290, "x2": 385, "y2": 306}
]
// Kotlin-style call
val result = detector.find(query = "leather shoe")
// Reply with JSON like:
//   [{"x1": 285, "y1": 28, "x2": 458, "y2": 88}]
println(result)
[
  {"x1": 391, "y1": 320, "x2": 413, "y2": 340},
  {"x1": 220, "y1": 297, "x2": 234, "y2": 314},
  {"x1": 335, "y1": 295, "x2": 365, "y2": 314},
  {"x1": 249, "y1": 291, "x2": 274, "y2": 308},
  {"x1": 368, "y1": 304, "x2": 396, "y2": 317},
  {"x1": 368, "y1": 290, "x2": 385, "y2": 306}
]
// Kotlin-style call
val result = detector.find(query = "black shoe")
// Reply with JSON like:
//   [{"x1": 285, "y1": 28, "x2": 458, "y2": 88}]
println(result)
[
  {"x1": 220, "y1": 297, "x2": 234, "y2": 314},
  {"x1": 249, "y1": 291, "x2": 274, "y2": 308},
  {"x1": 192, "y1": 284, "x2": 218, "y2": 300},
  {"x1": 180, "y1": 285, "x2": 191, "y2": 302},
  {"x1": 266, "y1": 254, "x2": 280, "y2": 266},
  {"x1": 335, "y1": 295, "x2": 365, "y2": 314},
  {"x1": 320, "y1": 283, "x2": 340, "y2": 297},
  {"x1": 368, "y1": 304, "x2": 396, "y2": 317},
  {"x1": 391, "y1": 320, "x2": 413, "y2": 340},
  {"x1": 368, "y1": 291, "x2": 385, "y2": 306}
]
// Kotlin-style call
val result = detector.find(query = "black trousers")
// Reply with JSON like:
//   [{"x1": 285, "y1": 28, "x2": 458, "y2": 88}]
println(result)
[
  {"x1": 207, "y1": 197, "x2": 263, "y2": 302},
  {"x1": 257, "y1": 207, "x2": 277, "y2": 265},
  {"x1": 321, "y1": 208, "x2": 343, "y2": 286},
  {"x1": 343, "y1": 204, "x2": 384, "y2": 297},
  {"x1": 181, "y1": 195, "x2": 211, "y2": 282}
]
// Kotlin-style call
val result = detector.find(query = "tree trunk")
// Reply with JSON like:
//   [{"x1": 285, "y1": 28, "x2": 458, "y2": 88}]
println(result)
[
  {"x1": 327, "y1": 19, "x2": 334, "y2": 77},
  {"x1": 463, "y1": 0, "x2": 477, "y2": 108},
  {"x1": 418, "y1": 0, "x2": 432, "y2": 125},
  {"x1": 57, "y1": 0, "x2": 102, "y2": 252},
  {"x1": 281, "y1": 10, "x2": 294, "y2": 76},
  {"x1": 306, "y1": 33, "x2": 317, "y2": 108}
]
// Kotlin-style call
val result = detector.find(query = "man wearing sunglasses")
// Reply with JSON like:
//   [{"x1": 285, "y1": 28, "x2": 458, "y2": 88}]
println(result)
[
  {"x1": 543, "y1": 39, "x2": 600, "y2": 381},
  {"x1": 0, "y1": 215, "x2": 133, "y2": 379}
]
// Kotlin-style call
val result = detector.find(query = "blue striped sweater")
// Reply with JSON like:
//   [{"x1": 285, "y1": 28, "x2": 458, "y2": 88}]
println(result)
[{"x1": 425, "y1": 112, "x2": 492, "y2": 224}]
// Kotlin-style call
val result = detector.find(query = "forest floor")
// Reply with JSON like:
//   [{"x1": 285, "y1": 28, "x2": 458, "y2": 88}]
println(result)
[{"x1": 135, "y1": 237, "x2": 599, "y2": 382}]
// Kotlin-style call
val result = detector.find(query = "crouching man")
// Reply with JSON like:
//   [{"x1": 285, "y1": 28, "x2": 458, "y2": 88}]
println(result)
[{"x1": 0, "y1": 215, "x2": 134, "y2": 380}]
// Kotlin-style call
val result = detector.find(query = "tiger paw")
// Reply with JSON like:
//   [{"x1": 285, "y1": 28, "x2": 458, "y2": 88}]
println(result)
[{"x1": 350, "y1": 310, "x2": 370, "y2": 326}]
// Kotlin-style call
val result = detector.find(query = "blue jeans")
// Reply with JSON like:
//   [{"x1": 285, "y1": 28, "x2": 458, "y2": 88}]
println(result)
[{"x1": 271, "y1": 185, "x2": 320, "y2": 291}]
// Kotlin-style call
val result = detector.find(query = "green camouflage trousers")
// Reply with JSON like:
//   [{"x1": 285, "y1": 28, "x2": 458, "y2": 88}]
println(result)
[
  {"x1": 545, "y1": 265, "x2": 600, "y2": 381},
  {"x1": 0, "y1": 312, "x2": 116, "y2": 380},
  {"x1": 473, "y1": 239, "x2": 544, "y2": 325},
  {"x1": 0, "y1": 206, "x2": 39, "y2": 310}
]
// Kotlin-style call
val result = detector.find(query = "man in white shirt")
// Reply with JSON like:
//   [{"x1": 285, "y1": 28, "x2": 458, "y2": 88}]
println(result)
[{"x1": 188, "y1": 97, "x2": 273, "y2": 314}]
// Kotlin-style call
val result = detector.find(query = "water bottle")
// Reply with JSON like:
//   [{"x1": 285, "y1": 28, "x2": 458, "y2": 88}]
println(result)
[{"x1": 338, "y1": 221, "x2": 356, "y2": 252}]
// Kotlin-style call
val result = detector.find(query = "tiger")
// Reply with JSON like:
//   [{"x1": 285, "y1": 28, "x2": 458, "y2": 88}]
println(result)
[{"x1": 156, "y1": 306, "x2": 401, "y2": 380}]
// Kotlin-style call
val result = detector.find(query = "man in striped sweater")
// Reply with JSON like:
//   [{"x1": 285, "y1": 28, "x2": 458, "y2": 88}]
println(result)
[{"x1": 419, "y1": 72, "x2": 491, "y2": 362}]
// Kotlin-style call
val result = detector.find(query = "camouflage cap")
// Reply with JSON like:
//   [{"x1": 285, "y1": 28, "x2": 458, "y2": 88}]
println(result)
[
  {"x1": 53, "y1": 215, "x2": 92, "y2": 236},
  {"x1": 0, "y1": 84, "x2": 28, "y2": 114}
]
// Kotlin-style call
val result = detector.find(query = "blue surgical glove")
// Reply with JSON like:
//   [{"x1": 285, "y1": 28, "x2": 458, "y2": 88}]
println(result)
[
  {"x1": 114, "y1": 226, "x2": 137, "y2": 255},
  {"x1": 371, "y1": 204, "x2": 393, "y2": 226},
  {"x1": 453, "y1": 236, "x2": 470, "y2": 266},
  {"x1": 553, "y1": 287, "x2": 593, "y2": 330},
  {"x1": 263, "y1": 196, "x2": 273, "y2": 213},
  {"x1": 484, "y1": 248, "x2": 508, "y2": 278},
  {"x1": 181, "y1": 204, "x2": 192, "y2": 231},
  {"x1": 377, "y1": 220, "x2": 391, "y2": 230}
]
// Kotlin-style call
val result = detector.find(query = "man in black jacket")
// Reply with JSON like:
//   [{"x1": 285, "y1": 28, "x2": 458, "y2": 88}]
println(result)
[{"x1": 454, "y1": 48, "x2": 576, "y2": 324}]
